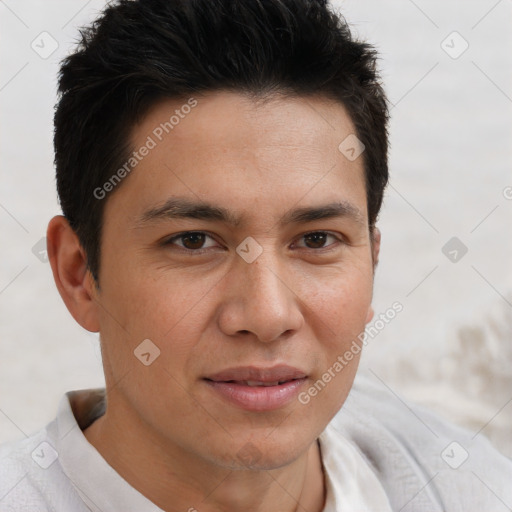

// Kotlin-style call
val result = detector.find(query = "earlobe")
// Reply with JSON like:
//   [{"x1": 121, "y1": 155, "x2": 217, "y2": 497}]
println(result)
[
  {"x1": 366, "y1": 227, "x2": 381, "y2": 324},
  {"x1": 47, "y1": 215, "x2": 100, "y2": 332}
]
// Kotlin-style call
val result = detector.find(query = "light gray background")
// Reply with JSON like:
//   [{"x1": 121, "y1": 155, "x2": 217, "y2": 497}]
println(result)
[{"x1": 1, "y1": 0, "x2": 511, "y2": 455}]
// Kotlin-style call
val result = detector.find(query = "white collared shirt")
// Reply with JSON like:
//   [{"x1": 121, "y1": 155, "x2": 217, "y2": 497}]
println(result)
[
  {"x1": 0, "y1": 388, "x2": 392, "y2": 511},
  {"x1": 4, "y1": 373, "x2": 512, "y2": 511}
]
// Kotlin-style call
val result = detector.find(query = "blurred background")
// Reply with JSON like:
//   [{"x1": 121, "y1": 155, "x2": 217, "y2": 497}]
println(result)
[{"x1": 1, "y1": 0, "x2": 511, "y2": 456}]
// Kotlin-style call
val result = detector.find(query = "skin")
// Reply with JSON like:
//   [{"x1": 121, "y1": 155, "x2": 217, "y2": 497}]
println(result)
[{"x1": 47, "y1": 91, "x2": 380, "y2": 512}]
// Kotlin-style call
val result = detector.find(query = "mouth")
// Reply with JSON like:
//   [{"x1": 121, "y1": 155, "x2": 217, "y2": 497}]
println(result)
[
  {"x1": 203, "y1": 365, "x2": 308, "y2": 411},
  {"x1": 211, "y1": 379, "x2": 296, "y2": 387}
]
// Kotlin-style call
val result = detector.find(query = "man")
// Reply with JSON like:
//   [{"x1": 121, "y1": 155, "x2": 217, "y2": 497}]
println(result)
[{"x1": 1, "y1": 0, "x2": 510, "y2": 510}]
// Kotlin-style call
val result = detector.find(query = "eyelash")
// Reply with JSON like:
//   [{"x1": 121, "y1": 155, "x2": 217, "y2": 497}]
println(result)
[{"x1": 161, "y1": 230, "x2": 345, "y2": 254}]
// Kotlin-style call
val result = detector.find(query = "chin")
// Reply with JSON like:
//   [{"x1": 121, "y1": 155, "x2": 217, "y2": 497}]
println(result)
[{"x1": 210, "y1": 433, "x2": 313, "y2": 471}]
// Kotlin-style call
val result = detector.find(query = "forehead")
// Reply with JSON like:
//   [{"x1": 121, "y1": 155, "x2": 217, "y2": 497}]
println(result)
[
  {"x1": 136, "y1": 91, "x2": 357, "y2": 157},
  {"x1": 105, "y1": 91, "x2": 367, "y2": 225}
]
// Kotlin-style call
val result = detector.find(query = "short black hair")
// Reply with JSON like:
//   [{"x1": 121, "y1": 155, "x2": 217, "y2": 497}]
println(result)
[{"x1": 54, "y1": 0, "x2": 389, "y2": 282}]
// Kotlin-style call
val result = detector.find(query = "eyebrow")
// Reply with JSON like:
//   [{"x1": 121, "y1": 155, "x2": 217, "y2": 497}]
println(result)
[
  {"x1": 135, "y1": 197, "x2": 365, "y2": 228},
  {"x1": 136, "y1": 198, "x2": 241, "y2": 227},
  {"x1": 279, "y1": 202, "x2": 365, "y2": 226}
]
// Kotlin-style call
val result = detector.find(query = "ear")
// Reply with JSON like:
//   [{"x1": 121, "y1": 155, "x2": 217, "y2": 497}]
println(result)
[
  {"x1": 47, "y1": 215, "x2": 100, "y2": 332},
  {"x1": 365, "y1": 227, "x2": 382, "y2": 324},
  {"x1": 371, "y1": 227, "x2": 381, "y2": 270}
]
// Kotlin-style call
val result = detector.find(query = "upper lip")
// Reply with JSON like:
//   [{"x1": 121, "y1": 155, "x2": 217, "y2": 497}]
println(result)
[{"x1": 205, "y1": 365, "x2": 307, "y2": 383}]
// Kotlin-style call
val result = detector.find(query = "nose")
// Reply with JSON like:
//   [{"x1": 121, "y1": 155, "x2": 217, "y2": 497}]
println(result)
[{"x1": 217, "y1": 254, "x2": 304, "y2": 343}]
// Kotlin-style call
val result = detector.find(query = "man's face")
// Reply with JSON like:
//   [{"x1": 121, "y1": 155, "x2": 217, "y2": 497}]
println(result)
[{"x1": 93, "y1": 91, "x2": 377, "y2": 469}]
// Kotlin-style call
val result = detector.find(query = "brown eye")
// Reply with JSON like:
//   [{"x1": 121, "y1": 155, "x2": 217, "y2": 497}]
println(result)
[
  {"x1": 180, "y1": 232, "x2": 206, "y2": 249},
  {"x1": 303, "y1": 232, "x2": 328, "y2": 248},
  {"x1": 164, "y1": 231, "x2": 219, "y2": 251},
  {"x1": 295, "y1": 231, "x2": 342, "y2": 250}
]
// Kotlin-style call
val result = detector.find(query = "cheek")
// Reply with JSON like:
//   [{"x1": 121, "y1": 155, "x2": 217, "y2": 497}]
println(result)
[
  {"x1": 97, "y1": 262, "x2": 227, "y2": 383},
  {"x1": 100, "y1": 260, "x2": 211, "y2": 335},
  {"x1": 300, "y1": 262, "x2": 374, "y2": 339},
  {"x1": 296, "y1": 261, "x2": 373, "y2": 410},
  {"x1": 296, "y1": 270, "x2": 371, "y2": 423}
]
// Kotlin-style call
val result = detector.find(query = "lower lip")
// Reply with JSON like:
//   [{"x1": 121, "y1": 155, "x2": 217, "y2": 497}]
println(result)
[{"x1": 204, "y1": 378, "x2": 307, "y2": 411}]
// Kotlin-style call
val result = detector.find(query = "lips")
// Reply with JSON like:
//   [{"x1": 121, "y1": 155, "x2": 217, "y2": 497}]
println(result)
[
  {"x1": 203, "y1": 365, "x2": 307, "y2": 411},
  {"x1": 205, "y1": 365, "x2": 307, "y2": 384},
  {"x1": 243, "y1": 380, "x2": 287, "y2": 387}
]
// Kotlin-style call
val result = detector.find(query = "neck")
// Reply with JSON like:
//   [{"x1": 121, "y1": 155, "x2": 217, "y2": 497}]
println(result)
[{"x1": 84, "y1": 408, "x2": 326, "y2": 512}]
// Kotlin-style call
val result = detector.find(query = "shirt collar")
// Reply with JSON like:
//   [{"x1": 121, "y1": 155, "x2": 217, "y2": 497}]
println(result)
[{"x1": 54, "y1": 388, "x2": 391, "y2": 512}]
